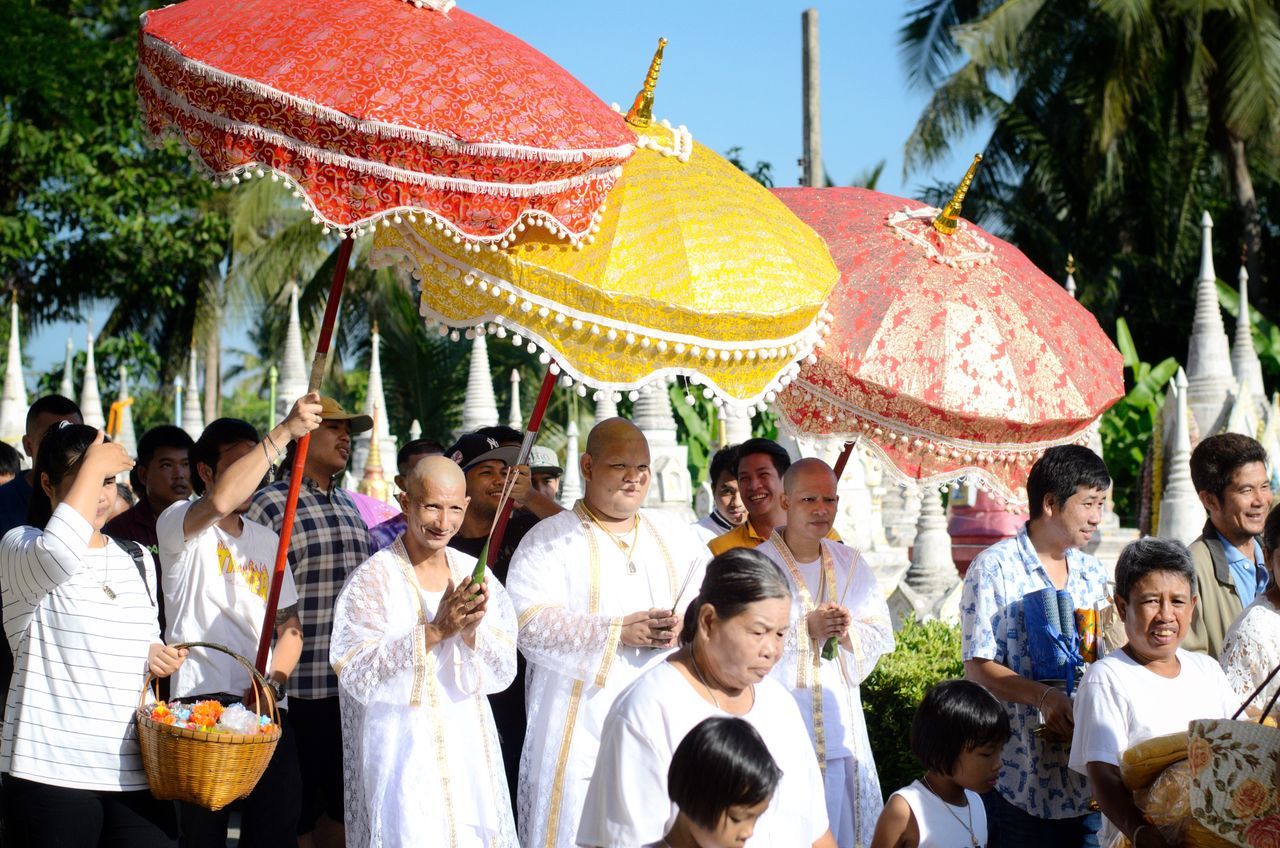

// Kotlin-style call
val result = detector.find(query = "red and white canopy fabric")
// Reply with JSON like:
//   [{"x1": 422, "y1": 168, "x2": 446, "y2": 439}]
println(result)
[
  {"x1": 773, "y1": 187, "x2": 1124, "y2": 504},
  {"x1": 137, "y1": 0, "x2": 634, "y2": 243}
]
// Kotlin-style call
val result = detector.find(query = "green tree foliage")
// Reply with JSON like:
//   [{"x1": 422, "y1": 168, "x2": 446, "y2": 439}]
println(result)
[
  {"x1": 0, "y1": 1, "x2": 229, "y2": 376},
  {"x1": 899, "y1": 0, "x2": 1280, "y2": 372},
  {"x1": 862, "y1": 618, "x2": 965, "y2": 799}
]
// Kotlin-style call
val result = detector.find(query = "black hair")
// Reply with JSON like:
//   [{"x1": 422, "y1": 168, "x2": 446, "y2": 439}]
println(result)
[
  {"x1": 910, "y1": 679, "x2": 1011, "y2": 775},
  {"x1": 1114, "y1": 537, "x2": 1197, "y2": 602},
  {"x1": 680, "y1": 548, "x2": 792, "y2": 644},
  {"x1": 189, "y1": 418, "x2": 261, "y2": 496},
  {"x1": 25, "y1": 394, "x2": 82, "y2": 433},
  {"x1": 116, "y1": 481, "x2": 138, "y2": 507},
  {"x1": 476, "y1": 425, "x2": 522, "y2": 446},
  {"x1": 26, "y1": 423, "x2": 101, "y2": 528},
  {"x1": 1263, "y1": 503, "x2": 1280, "y2": 556},
  {"x1": 0, "y1": 441, "x2": 21, "y2": 479},
  {"x1": 1190, "y1": 433, "x2": 1269, "y2": 501},
  {"x1": 708, "y1": 445, "x2": 741, "y2": 487},
  {"x1": 668, "y1": 717, "x2": 782, "y2": 831},
  {"x1": 734, "y1": 438, "x2": 790, "y2": 479},
  {"x1": 397, "y1": 438, "x2": 446, "y2": 475},
  {"x1": 136, "y1": 425, "x2": 194, "y2": 468},
  {"x1": 1025, "y1": 445, "x2": 1111, "y2": 520}
]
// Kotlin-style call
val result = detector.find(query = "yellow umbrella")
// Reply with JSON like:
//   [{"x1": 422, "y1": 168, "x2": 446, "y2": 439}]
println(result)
[{"x1": 372, "y1": 40, "x2": 838, "y2": 408}]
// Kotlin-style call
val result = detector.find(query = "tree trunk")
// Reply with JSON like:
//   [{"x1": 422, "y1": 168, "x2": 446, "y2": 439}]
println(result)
[
  {"x1": 203, "y1": 314, "x2": 220, "y2": 422},
  {"x1": 1221, "y1": 134, "x2": 1262, "y2": 286}
]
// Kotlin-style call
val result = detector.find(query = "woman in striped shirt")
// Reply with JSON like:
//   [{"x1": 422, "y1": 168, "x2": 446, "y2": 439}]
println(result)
[{"x1": 0, "y1": 424, "x2": 188, "y2": 847}]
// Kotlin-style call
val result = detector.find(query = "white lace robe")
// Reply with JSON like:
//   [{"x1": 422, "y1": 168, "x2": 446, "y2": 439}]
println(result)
[
  {"x1": 506, "y1": 505, "x2": 709, "y2": 848},
  {"x1": 757, "y1": 535, "x2": 896, "y2": 848},
  {"x1": 331, "y1": 539, "x2": 518, "y2": 848},
  {"x1": 1220, "y1": 592, "x2": 1280, "y2": 717}
]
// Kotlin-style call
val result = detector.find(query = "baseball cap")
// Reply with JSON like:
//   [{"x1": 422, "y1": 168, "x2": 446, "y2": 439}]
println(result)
[
  {"x1": 528, "y1": 446, "x2": 562, "y2": 476},
  {"x1": 318, "y1": 396, "x2": 373, "y2": 434},
  {"x1": 447, "y1": 432, "x2": 520, "y2": 471}
]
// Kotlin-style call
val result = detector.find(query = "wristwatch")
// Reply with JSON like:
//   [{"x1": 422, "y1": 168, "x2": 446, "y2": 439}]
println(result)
[{"x1": 267, "y1": 677, "x2": 287, "y2": 702}]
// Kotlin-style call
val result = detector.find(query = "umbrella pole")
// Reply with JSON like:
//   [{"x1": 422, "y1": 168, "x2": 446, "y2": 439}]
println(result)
[
  {"x1": 486, "y1": 366, "x2": 558, "y2": 568},
  {"x1": 254, "y1": 238, "x2": 355, "y2": 675},
  {"x1": 833, "y1": 440, "x2": 856, "y2": 480}
]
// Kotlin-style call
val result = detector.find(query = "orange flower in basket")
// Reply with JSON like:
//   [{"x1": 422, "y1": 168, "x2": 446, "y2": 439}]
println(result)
[
  {"x1": 189, "y1": 700, "x2": 225, "y2": 730},
  {"x1": 1233, "y1": 778, "x2": 1274, "y2": 820},
  {"x1": 1188, "y1": 736, "x2": 1212, "y2": 775}
]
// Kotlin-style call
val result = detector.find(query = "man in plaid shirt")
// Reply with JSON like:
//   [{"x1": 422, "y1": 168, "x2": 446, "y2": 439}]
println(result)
[{"x1": 246, "y1": 396, "x2": 372, "y2": 848}]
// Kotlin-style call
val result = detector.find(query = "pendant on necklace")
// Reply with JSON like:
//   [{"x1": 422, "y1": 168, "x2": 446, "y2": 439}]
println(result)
[
  {"x1": 626, "y1": 561, "x2": 637, "y2": 575},
  {"x1": 102, "y1": 585, "x2": 116, "y2": 600}
]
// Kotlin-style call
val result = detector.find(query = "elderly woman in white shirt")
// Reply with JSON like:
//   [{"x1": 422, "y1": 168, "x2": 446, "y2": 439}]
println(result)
[
  {"x1": 1070, "y1": 537, "x2": 1237, "y2": 848},
  {"x1": 1220, "y1": 505, "x2": 1280, "y2": 718},
  {"x1": 0, "y1": 424, "x2": 187, "y2": 848}
]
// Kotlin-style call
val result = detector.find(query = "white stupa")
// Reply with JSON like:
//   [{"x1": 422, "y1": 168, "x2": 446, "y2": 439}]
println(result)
[
  {"x1": 1231, "y1": 265, "x2": 1266, "y2": 404},
  {"x1": 0, "y1": 299, "x2": 27, "y2": 443},
  {"x1": 1185, "y1": 212, "x2": 1237, "y2": 436},
  {"x1": 277, "y1": 282, "x2": 308, "y2": 419},
  {"x1": 593, "y1": 390, "x2": 619, "y2": 425},
  {"x1": 58, "y1": 337, "x2": 74, "y2": 400},
  {"x1": 181, "y1": 346, "x2": 203, "y2": 439},
  {"x1": 409, "y1": 419, "x2": 423, "y2": 442},
  {"x1": 719, "y1": 406, "x2": 754, "y2": 446},
  {"x1": 1064, "y1": 254, "x2": 1078, "y2": 299},
  {"x1": 457, "y1": 333, "x2": 499, "y2": 436},
  {"x1": 559, "y1": 417, "x2": 584, "y2": 503},
  {"x1": 1157, "y1": 369, "x2": 1207, "y2": 544},
  {"x1": 115, "y1": 365, "x2": 138, "y2": 458},
  {"x1": 79, "y1": 325, "x2": 105, "y2": 430},
  {"x1": 351, "y1": 323, "x2": 398, "y2": 498},
  {"x1": 633, "y1": 382, "x2": 693, "y2": 519}
]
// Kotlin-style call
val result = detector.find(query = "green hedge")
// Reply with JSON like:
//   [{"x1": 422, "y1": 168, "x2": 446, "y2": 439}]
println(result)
[{"x1": 862, "y1": 618, "x2": 965, "y2": 799}]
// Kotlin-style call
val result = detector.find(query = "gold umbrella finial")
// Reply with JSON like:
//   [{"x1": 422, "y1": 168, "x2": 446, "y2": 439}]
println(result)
[
  {"x1": 625, "y1": 37, "x2": 668, "y2": 128},
  {"x1": 1066, "y1": 253, "x2": 1076, "y2": 275},
  {"x1": 932, "y1": 153, "x2": 983, "y2": 236}
]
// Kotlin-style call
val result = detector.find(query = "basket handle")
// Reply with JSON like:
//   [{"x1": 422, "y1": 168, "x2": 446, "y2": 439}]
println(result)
[
  {"x1": 136, "y1": 641, "x2": 280, "y2": 727},
  {"x1": 1231, "y1": 657, "x2": 1280, "y2": 721}
]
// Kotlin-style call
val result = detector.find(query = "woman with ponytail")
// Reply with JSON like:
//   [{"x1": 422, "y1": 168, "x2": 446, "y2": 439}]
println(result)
[
  {"x1": 578, "y1": 547, "x2": 836, "y2": 848},
  {"x1": 0, "y1": 424, "x2": 187, "y2": 847}
]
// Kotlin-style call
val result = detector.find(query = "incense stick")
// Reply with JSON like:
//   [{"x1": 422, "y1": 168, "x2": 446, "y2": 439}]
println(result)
[{"x1": 670, "y1": 559, "x2": 701, "y2": 616}]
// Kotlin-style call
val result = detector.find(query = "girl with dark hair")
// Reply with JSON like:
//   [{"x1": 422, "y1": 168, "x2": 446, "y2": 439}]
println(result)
[
  {"x1": 656, "y1": 716, "x2": 783, "y2": 848},
  {"x1": 871, "y1": 679, "x2": 1010, "y2": 847},
  {"x1": 0, "y1": 425, "x2": 188, "y2": 847},
  {"x1": 579, "y1": 548, "x2": 836, "y2": 848}
]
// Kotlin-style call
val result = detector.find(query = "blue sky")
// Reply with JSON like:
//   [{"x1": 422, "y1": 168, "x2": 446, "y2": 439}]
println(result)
[{"x1": 26, "y1": 1, "x2": 984, "y2": 387}]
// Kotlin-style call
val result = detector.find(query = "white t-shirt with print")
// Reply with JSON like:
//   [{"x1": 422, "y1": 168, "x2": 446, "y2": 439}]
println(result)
[{"x1": 157, "y1": 499, "x2": 298, "y2": 700}]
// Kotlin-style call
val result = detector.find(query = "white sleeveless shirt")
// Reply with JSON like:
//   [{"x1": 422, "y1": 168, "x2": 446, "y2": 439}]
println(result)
[{"x1": 891, "y1": 780, "x2": 987, "y2": 847}]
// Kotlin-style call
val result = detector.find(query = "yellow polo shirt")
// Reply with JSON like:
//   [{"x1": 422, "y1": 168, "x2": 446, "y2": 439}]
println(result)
[{"x1": 707, "y1": 518, "x2": 841, "y2": 556}]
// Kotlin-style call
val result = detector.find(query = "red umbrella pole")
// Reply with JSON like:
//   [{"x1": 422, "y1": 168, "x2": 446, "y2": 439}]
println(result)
[
  {"x1": 833, "y1": 440, "x2": 856, "y2": 480},
  {"x1": 486, "y1": 366, "x2": 558, "y2": 569},
  {"x1": 254, "y1": 238, "x2": 355, "y2": 674}
]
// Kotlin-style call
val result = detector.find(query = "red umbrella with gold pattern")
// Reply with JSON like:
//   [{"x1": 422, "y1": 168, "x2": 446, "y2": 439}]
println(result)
[{"x1": 773, "y1": 159, "x2": 1123, "y2": 504}]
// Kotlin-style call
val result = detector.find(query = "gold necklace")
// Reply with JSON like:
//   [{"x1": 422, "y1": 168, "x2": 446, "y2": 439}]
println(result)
[
  {"x1": 581, "y1": 502, "x2": 641, "y2": 574},
  {"x1": 922, "y1": 775, "x2": 978, "y2": 847}
]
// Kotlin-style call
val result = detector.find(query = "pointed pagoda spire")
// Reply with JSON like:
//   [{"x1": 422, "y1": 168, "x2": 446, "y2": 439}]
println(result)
[
  {"x1": 1185, "y1": 211, "x2": 1237, "y2": 435},
  {"x1": 115, "y1": 365, "x2": 138, "y2": 458},
  {"x1": 182, "y1": 345, "x2": 203, "y2": 439},
  {"x1": 357, "y1": 404, "x2": 389, "y2": 503},
  {"x1": 1231, "y1": 265, "x2": 1266, "y2": 399},
  {"x1": 59, "y1": 337, "x2": 74, "y2": 400},
  {"x1": 277, "y1": 282, "x2": 308, "y2": 420},
  {"x1": 593, "y1": 390, "x2": 619, "y2": 425},
  {"x1": 458, "y1": 333, "x2": 499, "y2": 435},
  {"x1": 79, "y1": 324, "x2": 105, "y2": 430},
  {"x1": 0, "y1": 297, "x2": 27, "y2": 442},
  {"x1": 409, "y1": 419, "x2": 423, "y2": 442},
  {"x1": 560, "y1": 417, "x2": 584, "y2": 504},
  {"x1": 1158, "y1": 369, "x2": 1207, "y2": 544},
  {"x1": 507, "y1": 369, "x2": 523, "y2": 429},
  {"x1": 1064, "y1": 254, "x2": 1077, "y2": 299},
  {"x1": 353, "y1": 322, "x2": 397, "y2": 489}
]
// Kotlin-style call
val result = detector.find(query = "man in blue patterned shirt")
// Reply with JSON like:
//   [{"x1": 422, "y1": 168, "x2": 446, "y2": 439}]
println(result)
[
  {"x1": 961, "y1": 445, "x2": 1111, "y2": 847},
  {"x1": 246, "y1": 396, "x2": 372, "y2": 848}
]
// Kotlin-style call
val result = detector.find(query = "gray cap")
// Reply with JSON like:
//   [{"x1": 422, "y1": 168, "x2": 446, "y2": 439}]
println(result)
[{"x1": 528, "y1": 445, "x2": 562, "y2": 475}]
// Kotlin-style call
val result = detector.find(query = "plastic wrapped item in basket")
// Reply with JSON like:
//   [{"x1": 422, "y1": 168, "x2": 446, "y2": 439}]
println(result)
[
  {"x1": 135, "y1": 641, "x2": 281, "y2": 811},
  {"x1": 1189, "y1": 659, "x2": 1280, "y2": 847}
]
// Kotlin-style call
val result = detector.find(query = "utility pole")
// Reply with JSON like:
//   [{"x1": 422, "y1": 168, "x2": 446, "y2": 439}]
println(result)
[{"x1": 801, "y1": 8, "x2": 822, "y2": 187}]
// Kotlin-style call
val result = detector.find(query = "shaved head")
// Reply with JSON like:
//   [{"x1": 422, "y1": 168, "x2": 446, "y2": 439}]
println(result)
[
  {"x1": 581, "y1": 417, "x2": 651, "y2": 521},
  {"x1": 783, "y1": 457, "x2": 837, "y2": 495},
  {"x1": 406, "y1": 454, "x2": 467, "y2": 497}
]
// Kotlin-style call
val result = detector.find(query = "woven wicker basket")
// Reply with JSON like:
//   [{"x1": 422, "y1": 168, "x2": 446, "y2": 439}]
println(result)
[{"x1": 135, "y1": 641, "x2": 281, "y2": 811}]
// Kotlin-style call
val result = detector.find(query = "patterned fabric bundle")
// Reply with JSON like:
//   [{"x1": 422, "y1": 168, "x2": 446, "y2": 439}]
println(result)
[{"x1": 1024, "y1": 587, "x2": 1083, "y2": 693}]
